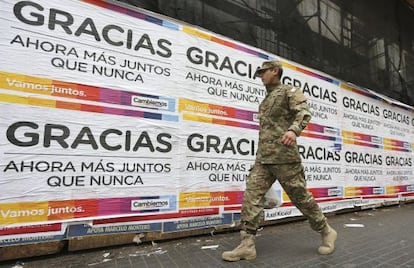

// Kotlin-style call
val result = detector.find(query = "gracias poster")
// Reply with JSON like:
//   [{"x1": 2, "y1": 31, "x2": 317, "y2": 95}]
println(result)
[{"x1": 0, "y1": 0, "x2": 413, "y2": 243}]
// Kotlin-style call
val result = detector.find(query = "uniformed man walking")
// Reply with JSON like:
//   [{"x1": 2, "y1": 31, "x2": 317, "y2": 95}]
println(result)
[{"x1": 222, "y1": 59, "x2": 337, "y2": 261}]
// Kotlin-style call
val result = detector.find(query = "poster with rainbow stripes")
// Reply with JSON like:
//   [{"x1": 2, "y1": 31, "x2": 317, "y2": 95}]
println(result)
[{"x1": 0, "y1": 0, "x2": 413, "y2": 239}]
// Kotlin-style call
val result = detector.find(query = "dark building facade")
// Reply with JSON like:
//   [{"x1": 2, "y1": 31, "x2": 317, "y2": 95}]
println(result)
[{"x1": 118, "y1": 0, "x2": 414, "y2": 106}]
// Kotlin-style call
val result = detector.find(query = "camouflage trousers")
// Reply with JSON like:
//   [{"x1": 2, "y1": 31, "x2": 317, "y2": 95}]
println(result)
[{"x1": 241, "y1": 162, "x2": 326, "y2": 233}]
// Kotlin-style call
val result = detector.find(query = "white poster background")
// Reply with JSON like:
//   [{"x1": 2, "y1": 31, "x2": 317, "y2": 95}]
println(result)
[
  {"x1": 340, "y1": 89, "x2": 383, "y2": 136},
  {"x1": 0, "y1": 0, "x2": 181, "y2": 93},
  {"x1": 282, "y1": 63, "x2": 342, "y2": 128},
  {"x1": 0, "y1": 0, "x2": 268, "y2": 110},
  {"x1": 0, "y1": 104, "x2": 180, "y2": 202},
  {"x1": 342, "y1": 143, "x2": 385, "y2": 188},
  {"x1": 382, "y1": 150, "x2": 414, "y2": 189},
  {"x1": 179, "y1": 37, "x2": 266, "y2": 109},
  {"x1": 380, "y1": 102, "x2": 413, "y2": 141},
  {"x1": 299, "y1": 136, "x2": 343, "y2": 188},
  {"x1": 180, "y1": 122, "x2": 256, "y2": 192}
]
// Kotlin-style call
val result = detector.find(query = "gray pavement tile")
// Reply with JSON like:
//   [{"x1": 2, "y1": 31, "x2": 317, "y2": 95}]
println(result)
[
  {"x1": 360, "y1": 260, "x2": 388, "y2": 268},
  {"x1": 129, "y1": 256, "x2": 149, "y2": 267},
  {"x1": 375, "y1": 264, "x2": 401, "y2": 268},
  {"x1": 399, "y1": 262, "x2": 414, "y2": 268},
  {"x1": 383, "y1": 252, "x2": 413, "y2": 266},
  {"x1": 285, "y1": 259, "x2": 330, "y2": 268},
  {"x1": 114, "y1": 257, "x2": 133, "y2": 268}
]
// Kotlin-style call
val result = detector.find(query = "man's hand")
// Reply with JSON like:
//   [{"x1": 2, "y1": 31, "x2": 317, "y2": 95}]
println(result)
[{"x1": 281, "y1": 130, "x2": 297, "y2": 147}]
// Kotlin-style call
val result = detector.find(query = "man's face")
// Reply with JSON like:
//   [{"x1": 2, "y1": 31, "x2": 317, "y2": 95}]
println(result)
[{"x1": 257, "y1": 67, "x2": 278, "y2": 86}]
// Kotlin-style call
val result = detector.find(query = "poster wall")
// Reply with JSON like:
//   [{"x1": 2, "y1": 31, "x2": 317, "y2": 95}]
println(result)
[{"x1": 0, "y1": 0, "x2": 413, "y2": 244}]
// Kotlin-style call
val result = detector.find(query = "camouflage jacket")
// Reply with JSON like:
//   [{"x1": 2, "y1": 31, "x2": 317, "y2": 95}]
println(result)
[{"x1": 256, "y1": 83, "x2": 311, "y2": 164}]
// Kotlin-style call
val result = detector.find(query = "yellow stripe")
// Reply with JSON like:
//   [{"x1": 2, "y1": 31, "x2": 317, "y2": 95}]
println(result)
[
  {"x1": 179, "y1": 99, "x2": 209, "y2": 114},
  {"x1": 183, "y1": 113, "x2": 212, "y2": 123},
  {"x1": 182, "y1": 26, "x2": 211, "y2": 40},
  {"x1": 0, "y1": 93, "x2": 29, "y2": 105},
  {"x1": 179, "y1": 192, "x2": 211, "y2": 208},
  {"x1": 0, "y1": 202, "x2": 49, "y2": 225},
  {"x1": 340, "y1": 83, "x2": 354, "y2": 91},
  {"x1": 29, "y1": 97, "x2": 56, "y2": 108},
  {"x1": 0, "y1": 71, "x2": 53, "y2": 95},
  {"x1": 0, "y1": 93, "x2": 56, "y2": 108},
  {"x1": 386, "y1": 186, "x2": 397, "y2": 194},
  {"x1": 344, "y1": 187, "x2": 361, "y2": 197},
  {"x1": 281, "y1": 62, "x2": 296, "y2": 70},
  {"x1": 342, "y1": 139, "x2": 355, "y2": 145}
]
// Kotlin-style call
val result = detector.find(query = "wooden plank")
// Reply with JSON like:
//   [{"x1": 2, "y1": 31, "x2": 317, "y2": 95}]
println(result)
[
  {"x1": 68, "y1": 233, "x2": 138, "y2": 251},
  {"x1": 0, "y1": 241, "x2": 65, "y2": 262}
]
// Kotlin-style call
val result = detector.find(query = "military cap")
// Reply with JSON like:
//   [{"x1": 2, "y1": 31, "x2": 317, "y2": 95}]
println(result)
[{"x1": 255, "y1": 59, "x2": 283, "y2": 76}]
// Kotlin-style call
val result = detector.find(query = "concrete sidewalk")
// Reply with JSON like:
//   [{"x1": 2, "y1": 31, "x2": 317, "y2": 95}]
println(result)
[{"x1": 2, "y1": 203, "x2": 414, "y2": 268}]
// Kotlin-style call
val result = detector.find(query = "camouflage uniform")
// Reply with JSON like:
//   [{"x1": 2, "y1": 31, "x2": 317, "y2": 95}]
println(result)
[{"x1": 241, "y1": 83, "x2": 327, "y2": 233}]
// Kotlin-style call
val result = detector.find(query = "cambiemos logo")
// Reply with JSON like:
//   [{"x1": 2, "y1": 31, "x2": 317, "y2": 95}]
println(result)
[
  {"x1": 131, "y1": 96, "x2": 169, "y2": 110},
  {"x1": 370, "y1": 136, "x2": 382, "y2": 144},
  {"x1": 373, "y1": 187, "x2": 384, "y2": 195},
  {"x1": 323, "y1": 126, "x2": 339, "y2": 136},
  {"x1": 252, "y1": 113, "x2": 259, "y2": 122},
  {"x1": 131, "y1": 199, "x2": 170, "y2": 211},
  {"x1": 327, "y1": 187, "x2": 342, "y2": 197}
]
